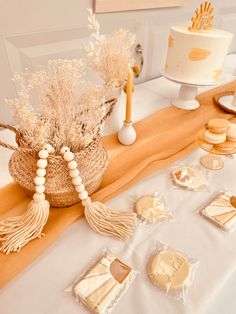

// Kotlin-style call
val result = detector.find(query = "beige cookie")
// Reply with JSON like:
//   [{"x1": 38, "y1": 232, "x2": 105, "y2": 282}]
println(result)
[
  {"x1": 148, "y1": 250, "x2": 189, "y2": 291},
  {"x1": 73, "y1": 252, "x2": 135, "y2": 314},
  {"x1": 172, "y1": 166, "x2": 207, "y2": 190},
  {"x1": 201, "y1": 193, "x2": 236, "y2": 231},
  {"x1": 135, "y1": 195, "x2": 167, "y2": 223}
]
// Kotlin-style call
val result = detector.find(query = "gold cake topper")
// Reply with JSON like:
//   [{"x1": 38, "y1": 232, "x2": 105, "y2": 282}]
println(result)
[{"x1": 189, "y1": 1, "x2": 214, "y2": 32}]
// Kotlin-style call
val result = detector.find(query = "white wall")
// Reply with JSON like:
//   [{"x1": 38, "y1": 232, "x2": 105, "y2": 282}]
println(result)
[{"x1": 0, "y1": 0, "x2": 235, "y2": 124}]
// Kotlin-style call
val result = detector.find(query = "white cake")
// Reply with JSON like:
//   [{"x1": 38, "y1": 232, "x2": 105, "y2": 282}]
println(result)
[{"x1": 165, "y1": 26, "x2": 234, "y2": 84}]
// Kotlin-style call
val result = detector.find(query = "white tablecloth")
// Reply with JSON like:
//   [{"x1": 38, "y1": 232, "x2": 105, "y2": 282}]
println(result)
[{"x1": 0, "y1": 56, "x2": 236, "y2": 314}]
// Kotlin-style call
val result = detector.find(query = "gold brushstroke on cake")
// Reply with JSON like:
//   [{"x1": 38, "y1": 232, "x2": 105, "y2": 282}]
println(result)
[
  {"x1": 212, "y1": 69, "x2": 222, "y2": 81},
  {"x1": 168, "y1": 36, "x2": 174, "y2": 48},
  {"x1": 188, "y1": 48, "x2": 210, "y2": 61},
  {"x1": 189, "y1": 1, "x2": 214, "y2": 32}
]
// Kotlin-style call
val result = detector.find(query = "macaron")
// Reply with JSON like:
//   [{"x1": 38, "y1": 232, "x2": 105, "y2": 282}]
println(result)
[
  {"x1": 207, "y1": 119, "x2": 230, "y2": 134},
  {"x1": 197, "y1": 130, "x2": 214, "y2": 151},
  {"x1": 226, "y1": 123, "x2": 236, "y2": 142},
  {"x1": 204, "y1": 130, "x2": 226, "y2": 144},
  {"x1": 214, "y1": 140, "x2": 236, "y2": 153},
  {"x1": 148, "y1": 250, "x2": 189, "y2": 291}
]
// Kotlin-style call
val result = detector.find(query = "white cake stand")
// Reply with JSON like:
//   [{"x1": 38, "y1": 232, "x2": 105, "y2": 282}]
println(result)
[{"x1": 162, "y1": 72, "x2": 220, "y2": 111}]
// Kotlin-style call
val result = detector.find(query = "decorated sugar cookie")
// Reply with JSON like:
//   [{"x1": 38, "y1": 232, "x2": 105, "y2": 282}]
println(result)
[
  {"x1": 73, "y1": 251, "x2": 136, "y2": 314},
  {"x1": 135, "y1": 195, "x2": 169, "y2": 223},
  {"x1": 200, "y1": 192, "x2": 236, "y2": 232},
  {"x1": 147, "y1": 242, "x2": 199, "y2": 303},
  {"x1": 172, "y1": 166, "x2": 207, "y2": 191},
  {"x1": 148, "y1": 250, "x2": 190, "y2": 291}
]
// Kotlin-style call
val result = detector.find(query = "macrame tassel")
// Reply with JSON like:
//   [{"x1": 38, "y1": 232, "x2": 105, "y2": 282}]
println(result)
[
  {"x1": 60, "y1": 146, "x2": 137, "y2": 240},
  {"x1": 0, "y1": 144, "x2": 54, "y2": 254}
]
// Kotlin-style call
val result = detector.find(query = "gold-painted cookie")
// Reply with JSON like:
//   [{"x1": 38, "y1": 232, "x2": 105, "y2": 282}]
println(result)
[
  {"x1": 201, "y1": 193, "x2": 236, "y2": 231},
  {"x1": 73, "y1": 252, "x2": 135, "y2": 313},
  {"x1": 148, "y1": 250, "x2": 189, "y2": 291},
  {"x1": 172, "y1": 166, "x2": 207, "y2": 190},
  {"x1": 135, "y1": 195, "x2": 167, "y2": 223}
]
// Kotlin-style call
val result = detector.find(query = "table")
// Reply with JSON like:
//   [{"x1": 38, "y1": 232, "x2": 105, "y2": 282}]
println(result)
[{"x1": 0, "y1": 55, "x2": 236, "y2": 314}]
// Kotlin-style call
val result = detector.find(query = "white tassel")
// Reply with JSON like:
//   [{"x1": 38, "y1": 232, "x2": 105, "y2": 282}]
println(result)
[
  {"x1": 60, "y1": 146, "x2": 137, "y2": 240},
  {"x1": 0, "y1": 144, "x2": 54, "y2": 254}
]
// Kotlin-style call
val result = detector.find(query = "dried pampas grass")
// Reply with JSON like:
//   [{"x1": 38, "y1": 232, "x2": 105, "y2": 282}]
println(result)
[
  {"x1": 84, "y1": 8, "x2": 136, "y2": 88},
  {"x1": 7, "y1": 59, "x2": 107, "y2": 152}
]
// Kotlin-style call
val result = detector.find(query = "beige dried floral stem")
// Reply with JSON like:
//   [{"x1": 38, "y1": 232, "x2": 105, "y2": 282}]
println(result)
[
  {"x1": 84, "y1": 8, "x2": 136, "y2": 88},
  {"x1": 7, "y1": 59, "x2": 108, "y2": 152}
]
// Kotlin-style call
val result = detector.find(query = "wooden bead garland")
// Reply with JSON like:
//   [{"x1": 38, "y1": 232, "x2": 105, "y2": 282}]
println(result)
[
  {"x1": 0, "y1": 141, "x2": 137, "y2": 254},
  {"x1": 60, "y1": 146, "x2": 137, "y2": 240},
  {"x1": 60, "y1": 146, "x2": 91, "y2": 204},
  {"x1": 0, "y1": 144, "x2": 54, "y2": 254}
]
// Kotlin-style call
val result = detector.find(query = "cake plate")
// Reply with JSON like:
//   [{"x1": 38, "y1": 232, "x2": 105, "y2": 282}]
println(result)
[
  {"x1": 162, "y1": 72, "x2": 220, "y2": 111},
  {"x1": 214, "y1": 91, "x2": 236, "y2": 114},
  {"x1": 196, "y1": 130, "x2": 236, "y2": 170}
]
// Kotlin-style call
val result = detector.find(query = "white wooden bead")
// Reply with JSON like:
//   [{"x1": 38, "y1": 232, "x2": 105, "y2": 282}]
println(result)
[
  {"x1": 34, "y1": 176, "x2": 45, "y2": 186},
  {"x1": 67, "y1": 160, "x2": 78, "y2": 170},
  {"x1": 37, "y1": 168, "x2": 46, "y2": 177},
  {"x1": 64, "y1": 151, "x2": 74, "y2": 162},
  {"x1": 82, "y1": 199, "x2": 91, "y2": 207},
  {"x1": 69, "y1": 169, "x2": 80, "y2": 178},
  {"x1": 38, "y1": 150, "x2": 49, "y2": 159},
  {"x1": 33, "y1": 193, "x2": 45, "y2": 201},
  {"x1": 72, "y1": 176, "x2": 82, "y2": 186},
  {"x1": 36, "y1": 185, "x2": 45, "y2": 193},
  {"x1": 75, "y1": 184, "x2": 85, "y2": 193},
  {"x1": 86, "y1": 197, "x2": 91, "y2": 205},
  {"x1": 37, "y1": 159, "x2": 48, "y2": 169},
  {"x1": 60, "y1": 146, "x2": 70, "y2": 154},
  {"x1": 43, "y1": 144, "x2": 54, "y2": 153},
  {"x1": 79, "y1": 191, "x2": 88, "y2": 200}
]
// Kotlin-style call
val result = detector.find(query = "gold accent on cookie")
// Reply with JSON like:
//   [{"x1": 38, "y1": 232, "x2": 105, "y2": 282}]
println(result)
[
  {"x1": 188, "y1": 48, "x2": 210, "y2": 61},
  {"x1": 189, "y1": 2, "x2": 214, "y2": 32},
  {"x1": 148, "y1": 250, "x2": 189, "y2": 290},
  {"x1": 110, "y1": 259, "x2": 131, "y2": 284},
  {"x1": 230, "y1": 196, "x2": 236, "y2": 208}
]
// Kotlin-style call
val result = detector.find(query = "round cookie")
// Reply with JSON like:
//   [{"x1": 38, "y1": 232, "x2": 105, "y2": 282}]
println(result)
[
  {"x1": 148, "y1": 250, "x2": 189, "y2": 291},
  {"x1": 214, "y1": 140, "x2": 236, "y2": 153},
  {"x1": 207, "y1": 118, "x2": 230, "y2": 134},
  {"x1": 135, "y1": 195, "x2": 167, "y2": 223},
  {"x1": 204, "y1": 130, "x2": 226, "y2": 144},
  {"x1": 226, "y1": 123, "x2": 236, "y2": 142}
]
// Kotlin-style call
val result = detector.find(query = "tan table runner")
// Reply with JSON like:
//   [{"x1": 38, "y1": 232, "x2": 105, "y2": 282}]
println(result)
[{"x1": 0, "y1": 80, "x2": 236, "y2": 288}]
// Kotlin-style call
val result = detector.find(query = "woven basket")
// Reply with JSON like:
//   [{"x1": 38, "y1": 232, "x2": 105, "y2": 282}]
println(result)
[
  {"x1": 0, "y1": 122, "x2": 108, "y2": 207},
  {"x1": 0, "y1": 99, "x2": 118, "y2": 207}
]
